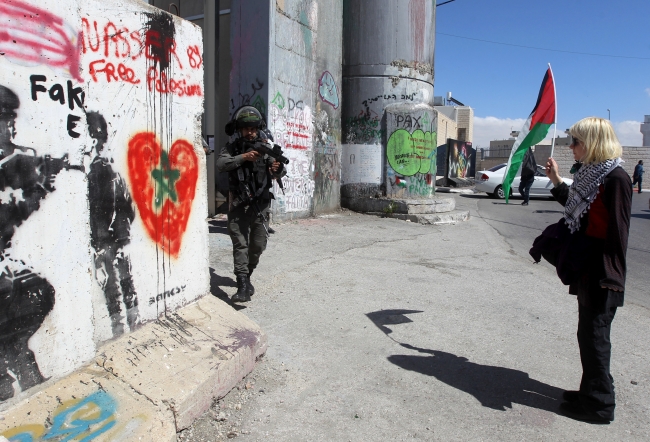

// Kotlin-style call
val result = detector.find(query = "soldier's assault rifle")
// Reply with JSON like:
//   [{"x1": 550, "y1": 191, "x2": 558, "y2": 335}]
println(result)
[
  {"x1": 242, "y1": 140, "x2": 290, "y2": 165},
  {"x1": 242, "y1": 140, "x2": 289, "y2": 194}
]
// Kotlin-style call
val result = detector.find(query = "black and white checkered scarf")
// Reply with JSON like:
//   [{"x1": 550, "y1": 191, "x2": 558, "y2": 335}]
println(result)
[{"x1": 564, "y1": 157, "x2": 621, "y2": 233}]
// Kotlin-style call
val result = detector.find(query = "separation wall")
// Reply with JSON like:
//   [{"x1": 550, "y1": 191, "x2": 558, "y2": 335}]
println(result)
[
  {"x1": 0, "y1": 0, "x2": 209, "y2": 403},
  {"x1": 229, "y1": 0, "x2": 343, "y2": 220},
  {"x1": 553, "y1": 145, "x2": 650, "y2": 189},
  {"x1": 269, "y1": 0, "x2": 343, "y2": 218}
]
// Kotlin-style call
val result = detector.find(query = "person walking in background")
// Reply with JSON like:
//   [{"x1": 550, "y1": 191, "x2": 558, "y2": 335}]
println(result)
[
  {"x1": 518, "y1": 147, "x2": 537, "y2": 206},
  {"x1": 632, "y1": 160, "x2": 643, "y2": 194},
  {"x1": 544, "y1": 117, "x2": 632, "y2": 424}
]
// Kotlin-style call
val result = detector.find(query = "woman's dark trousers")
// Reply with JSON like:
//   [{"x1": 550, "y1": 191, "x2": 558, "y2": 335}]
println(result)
[{"x1": 577, "y1": 303, "x2": 617, "y2": 420}]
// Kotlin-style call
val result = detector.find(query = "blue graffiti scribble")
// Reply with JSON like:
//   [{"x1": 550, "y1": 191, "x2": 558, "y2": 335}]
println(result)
[
  {"x1": 44, "y1": 391, "x2": 116, "y2": 441},
  {"x1": 318, "y1": 71, "x2": 339, "y2": 109},
  {"x1": 7, "y1": 434, "x2": 34, "y2": 442},
  {"x1": 7, "y1": 391, "x2": 118, "y2": 442}
]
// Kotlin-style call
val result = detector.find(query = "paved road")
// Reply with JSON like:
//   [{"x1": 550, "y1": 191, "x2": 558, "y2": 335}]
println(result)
[
  {"x1": 183, "y1": 200, "x2": 650, "y2": 441},
  {"x1": 456, "y1": 190, "x2": 650, "y2": 309}
]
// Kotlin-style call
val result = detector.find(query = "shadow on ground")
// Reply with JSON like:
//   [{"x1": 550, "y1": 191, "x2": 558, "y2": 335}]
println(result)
[
  {"x1": 459, "y1": 194, "x2": 489, "y2": 199},
  {"x1": 210, "y1": 267, "x2": 245, "y2": 310},
  {"x1": 390, "y1": 344, "x2": 563, "y2": 413},
  {"x1": 366, "y1": 309, "x2": 563, "y2": 414},
  {"x1": 208, "y1": 219, "x2": 228, "y2": 234}
]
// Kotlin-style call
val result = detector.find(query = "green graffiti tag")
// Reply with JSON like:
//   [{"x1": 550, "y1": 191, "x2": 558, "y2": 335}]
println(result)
[
  {"x1": 271, "y1": 91, "x2": 285, "y2": 110},
  {"x1": 386, "y1": 128, "x2": 437, "y2": 177},
  {"x1": 251, "y1": 95, "x2": 266, "y2": 116}
]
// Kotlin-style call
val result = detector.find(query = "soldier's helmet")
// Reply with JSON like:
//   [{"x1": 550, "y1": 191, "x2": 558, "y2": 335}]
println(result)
[
  {"x1": 234, "y1": 106, "x2": 263, "y2": 129},
  {"x1": 0, "y1": 85, "x2": 20, "y2": 120}
]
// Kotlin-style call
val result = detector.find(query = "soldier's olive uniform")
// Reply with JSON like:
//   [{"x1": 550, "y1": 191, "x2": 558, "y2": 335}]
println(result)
[{"x1": 216, "y1": 138, "x2": 284, "y2": 277}]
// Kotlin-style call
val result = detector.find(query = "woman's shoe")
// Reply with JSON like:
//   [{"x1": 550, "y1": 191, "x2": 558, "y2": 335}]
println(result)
[{"x1": 559, "y1": 401, "x2": 613, "y2": 424}]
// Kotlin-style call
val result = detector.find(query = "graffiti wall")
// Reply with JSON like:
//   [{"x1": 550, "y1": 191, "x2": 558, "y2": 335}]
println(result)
[
  {"x1": 0, "y1": 0, "x2": 209, "y2": 402},
  {"x1": 229, "y1": 0, "x2": 342, "y2": 219},
  {"x1": 446, "y1": 139, "x2": 476, "y2": 180},
  {"x1": 270, "y1": 0, "x2": 342, "y2": 218},
  {"x1": 385, "y1": 103, "x2": 437, "y2": 198}
]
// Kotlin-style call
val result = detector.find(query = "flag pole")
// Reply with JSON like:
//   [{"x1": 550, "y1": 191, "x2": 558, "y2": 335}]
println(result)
[{"x1": 549, "y1": 63, "x2": 557, "y2": 158}]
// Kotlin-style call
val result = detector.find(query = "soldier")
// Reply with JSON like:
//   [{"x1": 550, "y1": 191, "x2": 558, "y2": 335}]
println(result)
[{"x1": 217, "y1": 106, "x2": 285, "y2": 302}]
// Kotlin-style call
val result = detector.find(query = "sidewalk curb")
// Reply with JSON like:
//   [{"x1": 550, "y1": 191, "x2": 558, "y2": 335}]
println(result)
[
  {"x1": 0, "y1": 295, "x2": 267, "y2": 440},
  {"x1": 367, "y1": 209, "x2": 470, "y2": 224},
  {"x1": 435, "y1": 187, "x2": 476, "y2": 194}
]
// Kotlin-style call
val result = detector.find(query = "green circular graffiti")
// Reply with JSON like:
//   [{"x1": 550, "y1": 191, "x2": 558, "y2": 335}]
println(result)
[{"x1": 387, "y1": 128, "x2": 419, "y2": 176}]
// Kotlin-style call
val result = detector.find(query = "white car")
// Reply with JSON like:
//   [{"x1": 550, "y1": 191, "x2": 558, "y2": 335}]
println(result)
[{"x1": 475, "y1": 163, "x2": 573, "y2": 199}]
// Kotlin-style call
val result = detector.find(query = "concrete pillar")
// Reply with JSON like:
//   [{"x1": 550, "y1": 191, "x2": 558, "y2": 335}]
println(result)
[{"x1": 341, "y1": 0, "x2": 436, "y2": 200}]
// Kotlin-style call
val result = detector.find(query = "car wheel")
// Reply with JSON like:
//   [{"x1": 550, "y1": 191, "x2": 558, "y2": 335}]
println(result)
[{"x1": 495, "y1": 185, "x2": 506, "y2": 199}]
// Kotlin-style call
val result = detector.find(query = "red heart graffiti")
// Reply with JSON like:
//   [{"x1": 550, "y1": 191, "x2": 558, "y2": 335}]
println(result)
[{"x1": 127, "y1": 132, "x2": 198, "y2": 258}]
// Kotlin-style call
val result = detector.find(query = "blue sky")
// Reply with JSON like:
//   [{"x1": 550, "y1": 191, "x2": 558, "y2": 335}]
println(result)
[{"x1": 434, "y1": 0, "x2": 650, "y2": 148}]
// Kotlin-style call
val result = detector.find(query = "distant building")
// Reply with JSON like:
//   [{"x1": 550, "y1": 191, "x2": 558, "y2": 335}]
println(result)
[
  {"x1": 641, "y1": 115, "x2": 650, "y2": 146},
  {"x1": 434, "y1": 95, "x2": 474, "y2": 145}
]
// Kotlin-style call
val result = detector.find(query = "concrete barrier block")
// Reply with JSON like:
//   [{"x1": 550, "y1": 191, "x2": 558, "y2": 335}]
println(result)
[
  {"x1": 0, "y1": 368, "x2": 176, "y2": 441},
  {"x1": 0, "y1": 296, "x2": 266, "y2": 438},
  {"x1": 97, "y1": 296, "x2": 267, "y2": 430}
]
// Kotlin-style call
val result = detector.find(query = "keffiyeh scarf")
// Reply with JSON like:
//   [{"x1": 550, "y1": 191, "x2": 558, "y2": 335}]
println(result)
[{"x1": 564, "y1": 157, "x2": 621, "y2": 233}]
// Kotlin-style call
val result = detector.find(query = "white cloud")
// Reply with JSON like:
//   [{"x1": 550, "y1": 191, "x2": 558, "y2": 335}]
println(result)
[
  {"x1": 614, "y1": 120, "x2": 642, "y2": 146},
  {"x1": 473, "y1": 116, "x2": 643, "y2": 148},
  {"x1": 472, "y1": 116, "x2": 526, "y2": 149},
  {"x1": 646, "y1": 88, "x2": 650, "y2": 98}
]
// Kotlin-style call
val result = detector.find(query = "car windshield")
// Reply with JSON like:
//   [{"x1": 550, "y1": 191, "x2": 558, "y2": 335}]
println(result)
[{"x1": 488, "y1": 164, "x2": 506, "y2": 172}]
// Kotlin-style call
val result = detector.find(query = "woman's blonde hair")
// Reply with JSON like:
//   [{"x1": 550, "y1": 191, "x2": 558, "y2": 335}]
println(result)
[{"x1": 569, "y1": 117, "x2": 622, "y2": 164}]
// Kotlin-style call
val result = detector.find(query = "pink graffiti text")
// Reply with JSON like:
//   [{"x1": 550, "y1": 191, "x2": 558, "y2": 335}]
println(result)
[{"x1": 0, "y1": 0, "x2": 82, "y2": 81}]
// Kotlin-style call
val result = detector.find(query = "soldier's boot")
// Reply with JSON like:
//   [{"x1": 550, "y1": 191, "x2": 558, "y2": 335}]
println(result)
[
  {"x1": 247, "y1": 270, "x2": 255, "y2": 296},
  {"x1": 232, "y1": 274, "x2": 251, "y2": 303}
]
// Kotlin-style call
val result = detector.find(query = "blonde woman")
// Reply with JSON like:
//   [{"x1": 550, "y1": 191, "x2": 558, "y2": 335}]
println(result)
[{"x1": 545, "y1": 117, "x2": 632, "y2": 423}]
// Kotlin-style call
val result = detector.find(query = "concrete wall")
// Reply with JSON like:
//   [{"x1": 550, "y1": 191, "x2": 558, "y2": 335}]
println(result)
[
  {"x1": 341, "y1": 0, "x2": 436, "y2": 200},
  {"x1": 548, "y1": 145, "x2": 650, "y2": 189},
  {"x1": 385, "y1": 103, "x2": 437, "y2": 198},
  {"x1": 0, "y1": 0, "x2": 209, "y2": 403},
  {"x1": 229, "y1": 0, "x2": 343, "y2": 220}
]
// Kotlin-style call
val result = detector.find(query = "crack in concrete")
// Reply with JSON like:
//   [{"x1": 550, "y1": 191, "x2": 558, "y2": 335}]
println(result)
[
  {"x1": 262, "y1": 230, "x2": 441, "y2": 292},
  {"x1": 474, "y1": 202, "x2": 523, "y2": 259}
]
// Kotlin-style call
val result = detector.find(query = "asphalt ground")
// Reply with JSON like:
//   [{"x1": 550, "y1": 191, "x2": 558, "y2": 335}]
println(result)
[
  {"x1": 184, "y1": 193, "x2": 650, "y2": 441},
  {"x1": 458, "y1": 190, "x2": 650, "y2": 310}
]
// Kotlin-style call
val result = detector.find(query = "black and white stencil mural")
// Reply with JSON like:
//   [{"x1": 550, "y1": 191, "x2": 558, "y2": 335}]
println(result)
[
  {"x1": 0, "y1": 0, "x2": 209, "y2": 402},
  {"x1": 0, "y1": 85, "x2": 59, "y2": 400},
  {"x1": 86, "y1": 112, "x2": 139, "y2": 337}
]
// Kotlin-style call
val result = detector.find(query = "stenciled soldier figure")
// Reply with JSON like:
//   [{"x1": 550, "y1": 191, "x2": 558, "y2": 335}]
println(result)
[
  {"x1": 217, "y1": 106, "x2": 286, "y2": 303},
  {"x1": 0, "y1": 85, "x2": 81, "y2": 399}
]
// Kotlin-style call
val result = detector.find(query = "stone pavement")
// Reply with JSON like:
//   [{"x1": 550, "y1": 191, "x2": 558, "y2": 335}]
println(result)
[{"x1": 0, "y1": 296, "x2": 266, "y2": 441}]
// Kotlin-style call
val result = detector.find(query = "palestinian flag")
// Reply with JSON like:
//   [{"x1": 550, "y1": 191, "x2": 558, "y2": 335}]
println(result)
[{"x1": 502, "y1": 67, "x2": 556, "y2": 203}]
